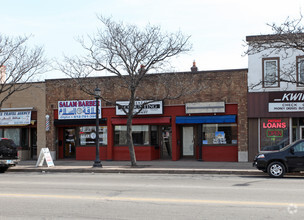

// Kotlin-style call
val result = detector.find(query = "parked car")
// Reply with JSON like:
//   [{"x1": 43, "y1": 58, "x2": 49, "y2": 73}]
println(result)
[
  {"x1": 0, "y1": 138, "x2": 19, "y2": 173},
  {"x1": 253, "y1": 139, "x2": 304, "y2": 177}
]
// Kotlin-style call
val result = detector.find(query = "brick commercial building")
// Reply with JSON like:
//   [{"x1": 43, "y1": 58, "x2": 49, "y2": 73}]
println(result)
[{"x1": 45, "y1": 68, "x2": 248, "y2": 162}]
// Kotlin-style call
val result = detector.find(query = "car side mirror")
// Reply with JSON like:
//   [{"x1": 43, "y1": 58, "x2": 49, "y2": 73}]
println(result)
[{"x1": 290, "y1": 148, "x2": 295, "y2": 154}]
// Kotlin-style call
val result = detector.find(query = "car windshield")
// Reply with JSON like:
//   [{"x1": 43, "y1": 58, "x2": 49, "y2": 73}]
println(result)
[{"x1": 279, "y1": 140, "x2": 301, "y2": 151}]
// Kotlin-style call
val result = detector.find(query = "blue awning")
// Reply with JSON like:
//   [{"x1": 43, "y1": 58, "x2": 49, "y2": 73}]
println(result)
[{"x1": 176, "y1": 115, "x2": 236, "y2": 124}]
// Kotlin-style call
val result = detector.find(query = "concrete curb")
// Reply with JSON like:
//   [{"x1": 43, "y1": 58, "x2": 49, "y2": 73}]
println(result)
[{"x1": 7, "y1": 166, "x2": 266, "y2": 176}]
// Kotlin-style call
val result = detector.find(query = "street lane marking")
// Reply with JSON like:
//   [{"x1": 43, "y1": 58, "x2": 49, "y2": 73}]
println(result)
[{"x1": 0, "y1": 193, "x2": 303, "y2": 207}]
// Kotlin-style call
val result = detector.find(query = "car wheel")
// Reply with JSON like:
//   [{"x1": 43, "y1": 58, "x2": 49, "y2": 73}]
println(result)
[
  {"x1": 267, "y1": 162, "x2": 285, "y2": 178},
  {"x1": 0, "y1": 167, "x2": 8, "y2": 173}
]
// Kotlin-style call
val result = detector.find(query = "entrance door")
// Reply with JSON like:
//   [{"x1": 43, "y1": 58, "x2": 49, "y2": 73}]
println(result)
[
  {"x1": 183, "y1": 126, "x2": 194, "y2": 156},
  {"x1": 300, "y1": 126, "x2": 304, "y2": 139},
  {"x1": 64, "y1": 128, "x2": 76, "y2": 158},
  {"x1": 161, "y1": 126, "x2": 172, "y2": 159},
  {"x1": 30, "y1": 128, "x2": 37, "y2": 159}
]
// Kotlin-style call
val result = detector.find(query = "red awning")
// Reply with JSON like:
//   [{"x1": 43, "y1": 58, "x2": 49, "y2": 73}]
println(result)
[{"x1": 111, "y1": 117, "x2": 171, "y2": 125}]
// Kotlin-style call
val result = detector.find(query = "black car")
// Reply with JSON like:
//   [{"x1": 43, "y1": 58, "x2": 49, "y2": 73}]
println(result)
[
  {"x1": 253, "y1": 139, "x2": 304, "y2": 178},
  {"x1": 0, "y1": 138, "x2": 19, "y2": 173}
]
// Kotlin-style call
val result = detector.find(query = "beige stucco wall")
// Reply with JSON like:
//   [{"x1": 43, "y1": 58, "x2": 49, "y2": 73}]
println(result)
[{"x1": 0, "y1": 82, "x2": 46, "y2": 158}]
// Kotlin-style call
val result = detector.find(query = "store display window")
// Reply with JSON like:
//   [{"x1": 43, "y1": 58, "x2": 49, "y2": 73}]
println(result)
[
  {"x1": 202, "y1": 124, "x2": 237, "y2": 145},
  {"x1": 114, "y1": 125, "x2": 154, "y2": 146},
  {"x1": 79, "y1": 126, "x2": 107, "y2": 146},
  {"x1": 260, "y1": 118, "x2": 289, "y2": 151}
]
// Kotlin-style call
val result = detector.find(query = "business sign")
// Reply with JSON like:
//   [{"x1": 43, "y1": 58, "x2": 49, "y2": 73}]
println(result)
[
  {"x1": 58, "y1": 100, "x2": 101, "y2": 120},
  {"x1": 116, "y1": 100, "x2": 163, "y2": 115},
  {"x1": 186, "y1": 102, "x2": 225, "y2": 114},
  {"x1": 0, "y1": 111, "x2": 31, "y2": 125},
  {"x1": 269, "y1": 91, "x2": 304, "y2": 112},
  {"x1": 36, "y1": 148, "x2": 55, "y2": 167}
]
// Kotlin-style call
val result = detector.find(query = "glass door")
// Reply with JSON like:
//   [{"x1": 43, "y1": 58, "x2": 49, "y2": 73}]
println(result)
[
  {"x1": 64, "y1": 128, "x2": 76, "y2": 158},
  {"x1": 183, "y1": 126, "x2": 194, "y2": 156},
  {"x1": 161, "y1": 126, "x2": 172, "y2": 159}
]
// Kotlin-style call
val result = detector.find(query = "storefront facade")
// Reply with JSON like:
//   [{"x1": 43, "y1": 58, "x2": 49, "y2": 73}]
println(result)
[
  {"x1": 0, "y1": 83, "x2": 46, "y2": 160},
  {"x1": 246, "y1": 34, "x2": 304, "y2": 161},
  {"x1": 45, "y1": 69, "x2": 248, "y2": 162},
  {"x1": 248, "y1": 91, "x2": 304, "y2": 161}
]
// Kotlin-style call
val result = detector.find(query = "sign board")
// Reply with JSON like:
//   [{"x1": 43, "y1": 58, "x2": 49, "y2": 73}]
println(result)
[
  {"x1": 116, "y1": 100, "x2": 163, "y2": 115},
  {"x1": 36, "y1": 148, "x2": 55, "y2": 167},
  {"x1": 0, "y1": 111, "x2": 31, "y2": 125},
  {"x1": 269, "y1": 91, "x2": 304, "y2": 112},
  {"x1": 186, "y1": 102, "x2": 225, "y2": 114},
  {"x1": 58, "y1": 100, "x2": 101, "y2": 120}
]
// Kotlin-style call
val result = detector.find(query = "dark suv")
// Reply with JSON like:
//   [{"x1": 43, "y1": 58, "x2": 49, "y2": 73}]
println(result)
[
  {"x1": 253, "y1": 139, "x2": 304, "y2": 178},
  {"x1": 0, "y1": 138, "x2": 19, "y2": 173}
]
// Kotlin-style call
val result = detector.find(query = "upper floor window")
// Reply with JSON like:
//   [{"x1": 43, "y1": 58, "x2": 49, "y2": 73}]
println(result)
[
  {"x1": 262, "y1": 57, "x2": 280, "y2": 88},
  {"x1": 297, "y1": 56, "x2": 304, "y2": 87}
]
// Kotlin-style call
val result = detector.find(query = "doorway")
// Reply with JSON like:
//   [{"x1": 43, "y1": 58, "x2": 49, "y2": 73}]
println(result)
[
  {"x1": 300, "y1": 126, "x2": 304, "y2": 139},
  {"x1": 30, "y1": 128, "x2": 37, "y2": 159},
  {"x1": 64, "y1": 128, "x2": 76, "y2": 158},
  {"x1": 160, "y1": 126, "x2": 172, "y2": 159},
  {"x1": 182, "y1": 126, "x2": 194, "y2": 156}
]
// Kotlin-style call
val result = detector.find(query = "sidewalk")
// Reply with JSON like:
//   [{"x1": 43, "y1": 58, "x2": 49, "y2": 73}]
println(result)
[{"x1": 7, "y1": 159, "x2": 266, "y2": 176}]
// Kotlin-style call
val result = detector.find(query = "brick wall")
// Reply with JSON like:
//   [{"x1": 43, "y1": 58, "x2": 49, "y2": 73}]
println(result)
[{"x1": 45, "y1": 69, "x2": 248, "y2": 155}]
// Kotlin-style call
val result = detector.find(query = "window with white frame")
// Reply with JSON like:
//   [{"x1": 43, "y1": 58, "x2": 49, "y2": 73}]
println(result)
[
  {"x1": 262, "y1": 58, "x2": 279, "y2": 87},
  {"x1": 297, "y1": 56, "x2": 304, "y2": 86}
]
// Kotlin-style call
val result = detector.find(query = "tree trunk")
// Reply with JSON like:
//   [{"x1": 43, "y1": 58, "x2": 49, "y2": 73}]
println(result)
[{"x1": 126, "y1": 92, "x2": 137, "y2": 167}]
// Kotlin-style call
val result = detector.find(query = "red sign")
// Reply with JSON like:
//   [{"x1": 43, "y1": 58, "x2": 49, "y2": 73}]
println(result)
[{"x1": 262, "y1": 119, "x2": 287, "y2": 129}]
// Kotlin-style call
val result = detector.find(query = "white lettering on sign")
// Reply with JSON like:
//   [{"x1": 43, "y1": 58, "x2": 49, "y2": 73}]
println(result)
[{"x1": 269, "y1": 102, "x2": 304, "y2": 112}]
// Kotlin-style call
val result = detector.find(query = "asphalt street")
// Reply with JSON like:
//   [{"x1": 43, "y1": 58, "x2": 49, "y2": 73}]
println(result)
[{"x1": 0, "y1": 172, "x2": 303, "y2": 219}]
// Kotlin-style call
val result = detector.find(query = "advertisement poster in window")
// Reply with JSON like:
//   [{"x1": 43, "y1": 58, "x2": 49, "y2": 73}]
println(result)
[
  {"x1": 260, "y1": 118, "x2": 289, "y2": 151},
  {"x1": 213, "y1": 131, "x2": 227, "y2": 144}
]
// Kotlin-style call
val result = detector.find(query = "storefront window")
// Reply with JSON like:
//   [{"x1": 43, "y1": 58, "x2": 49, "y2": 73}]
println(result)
[
  {"x1": 114, "y1": 125, "x2": 150, "y2": 146},
  {"x1": 260, "y1": 118, "x2": 289, "y2": 151},
  {"x1": 79, "y1": 126, "x2": 107, "y2": 146},
  {"x1": 3, "y1": 128, "x2": 21, "y2": 146},
  {"x1": 202, "y1": 124, "x2": 237, "y2": 145}
]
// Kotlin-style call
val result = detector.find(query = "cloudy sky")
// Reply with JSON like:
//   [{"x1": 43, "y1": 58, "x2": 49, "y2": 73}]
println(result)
[{"x1": 1, "y1": 0, "x2": 304, "y2": 79}]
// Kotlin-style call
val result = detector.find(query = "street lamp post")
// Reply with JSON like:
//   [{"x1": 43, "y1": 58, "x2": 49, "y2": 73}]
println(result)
[{"x1": 93, "y1": 87, "x2": 102, "y2": 167}]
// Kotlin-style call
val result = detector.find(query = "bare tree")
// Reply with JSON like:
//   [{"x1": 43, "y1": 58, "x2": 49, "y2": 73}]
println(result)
[
  {"x1": 0, "y1": 34, "x2": 47, "y2": 107},
  {"x1": 245, "y1": 14, "x2": 304, "y2": 89},
  {"x1": 60, "y1": 16, "x2": 193, "y2": 166}
]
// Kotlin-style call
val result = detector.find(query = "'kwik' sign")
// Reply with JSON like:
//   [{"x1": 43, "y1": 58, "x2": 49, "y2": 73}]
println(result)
[{"x1": 269, "y1": 92, "x2": 304, "y2": 102}]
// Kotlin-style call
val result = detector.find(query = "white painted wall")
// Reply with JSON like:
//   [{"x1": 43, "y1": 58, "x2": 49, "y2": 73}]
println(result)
[{"x1": 248, "y1": 45, "x2": 304, "y2": 92}]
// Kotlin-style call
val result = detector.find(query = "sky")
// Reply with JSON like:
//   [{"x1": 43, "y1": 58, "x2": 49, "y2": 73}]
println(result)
[{"x1": 1, "y1": 0, "x2": 304, "y2": 79}]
